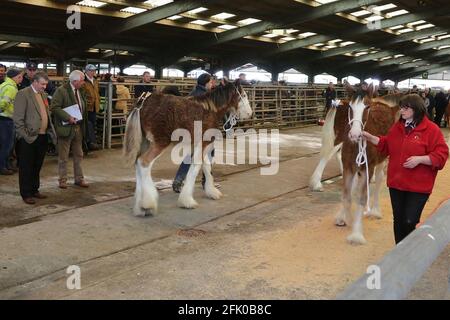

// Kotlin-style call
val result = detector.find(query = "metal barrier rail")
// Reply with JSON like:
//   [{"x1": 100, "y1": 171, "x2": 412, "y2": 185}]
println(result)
[
  {"x1": 337, "y1": 200, "x2": 450, "y2": 300},
  {"x1": 95, "y1": 82, "x2": 347, "y2": 148}
]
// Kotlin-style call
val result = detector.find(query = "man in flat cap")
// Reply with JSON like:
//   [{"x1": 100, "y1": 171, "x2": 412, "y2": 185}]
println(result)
[
  {"x1": 81, "y1": 64, "x2": 100, "y2": 151},
  {"x1": 18, "y1": 62, "x2": 55, "y2": 98}
]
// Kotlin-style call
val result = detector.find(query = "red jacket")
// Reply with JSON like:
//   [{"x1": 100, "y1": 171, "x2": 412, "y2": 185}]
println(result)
[{"x1": 377, "y1": 116, "x2": 448, "y2": 194}]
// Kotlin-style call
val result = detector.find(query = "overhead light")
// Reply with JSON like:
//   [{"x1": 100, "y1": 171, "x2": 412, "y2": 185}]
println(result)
[
  {"x1": 438, "y1": 34, "x2": 450, "y2": 40},
  {"x1": 389, "y1": 25, "x2": 404, "y2": 30},
  {"x1": 416, "y1": 23, "x2": 435, "y2": 30},
  {"x1": 315, "y1": 0, "x2": 338, "y2": 4},
  {"x1": 144, "y1": 0, "x2": 173, "y2": 7},
  {"x1": 324, "y1": 45, "x2": 338, "y2": 49},
  {"x1": 350, "y1": 10, "x2": 371, "y2": 17},
  {"x1": 263, "y1": 33, "x2": 279, "y2": 38},
  {"x1": 386, "y1": 9, "x2": 409, "y2": 18},
  {"x1": 281, "y1": 37, "x2": 296, "y2": 41},
  {"x1": 371, "y1": 3, "x2": 397, "y2": 11},
  {"x1": 76, "y1": 0, "x2": 107, "y2": 8},
  {"x1": 420, "y1": 38, "x2": 436, "y2": 43},
  {"x1": 211, "y1": 12, "x2": 235, "y2": 20},
  {"x1": 167, "y1": 15, "x2": 182, "y2": 20},
  {"x1": 313, "y1": 43, "x2": 324, "y2": 47},
  {"x1": 340, "y1": 41, "x2": 355, "y2": 46},
  {"x1": 238, "y1": 18, "x2": 261, "y2": 25},
  {"x1": 218, "y1": 24, "x2": 237, "y2": 30},
  {"x1": 365, "y1": 15, "x2": 384, "y2": 22},
  {"x1": 407, "y1": 20, "x2": 426, "y2": 27},
  {"x1": 187, "y1": 7, "x2": 208, "y2": 14},
  {"x1": 328, "y1": 39, "x2": 342, "y2": 44},
  {"x1": 394, "y1": 54, "x2": 404, "y2": 58},
  {"x1": 120, "y1": 7, "x2": 147, "y2": 14},
  {"x1": 299, "y1": 32, "x2": 316, "y2": 38},
  {"x1": 397, "y1": 28, "x2": 414, "y2": 34},
  {"x1": 190, "y1": 19, "x2": 211, "y2": 25},
  {"x1": 438, "y1": 45, "x2": 450, "y2": 50}
]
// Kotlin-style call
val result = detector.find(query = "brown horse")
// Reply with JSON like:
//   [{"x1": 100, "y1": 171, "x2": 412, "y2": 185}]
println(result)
[
  {"x1": 309, "y1": 92, "x2": 403, "y2": 191},
  {"x1": 312, "y1": 84, "x2": 400, "y2": 244},
  {"x1": 123, "y1": 80, "x2": 252, "y2": 216}
]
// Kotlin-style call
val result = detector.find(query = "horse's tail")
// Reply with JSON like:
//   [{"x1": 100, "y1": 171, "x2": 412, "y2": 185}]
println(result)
[
  {"x1": 123, "y1": 107, "x2": 143, "y2": 166},
  {"x1": 320, "y1": 106, "x2": 337, "y2": 158}
]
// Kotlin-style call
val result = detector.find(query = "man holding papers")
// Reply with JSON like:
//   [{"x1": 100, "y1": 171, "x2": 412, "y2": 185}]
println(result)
[{"x1": 51, "y1": 70, "x2": 89, "y2": 189}]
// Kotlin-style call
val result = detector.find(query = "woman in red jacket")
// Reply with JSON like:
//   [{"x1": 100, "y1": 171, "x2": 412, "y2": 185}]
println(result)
[{"x1": 363, "y1": 94, "x2": 448, "y2": 244}]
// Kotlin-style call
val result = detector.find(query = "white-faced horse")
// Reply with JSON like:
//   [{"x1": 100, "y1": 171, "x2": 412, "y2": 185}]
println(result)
[{"x1": 312, "y1": 84, "x2": 400, "y2": 244}]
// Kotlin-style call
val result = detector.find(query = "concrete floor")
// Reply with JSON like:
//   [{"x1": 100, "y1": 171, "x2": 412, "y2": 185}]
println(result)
[{"x1": 0, "y1": 126, "x2": 449, "y2": 300}]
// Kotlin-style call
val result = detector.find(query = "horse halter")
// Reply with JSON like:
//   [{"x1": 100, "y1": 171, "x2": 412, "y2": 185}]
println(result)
[
  {"x1": 223, "y1": 85, "x2": 246, "y2": 133},
  {"x1": 347, "y1": 101, "x2": 370, "y2": 130}
]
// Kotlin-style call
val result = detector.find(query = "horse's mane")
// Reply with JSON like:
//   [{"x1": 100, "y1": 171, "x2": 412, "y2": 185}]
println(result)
[
  {"x1": 349, "y1": 87, "x2": 369, "y2": 103},
  {"x1": 191, "y1": 83, "x2": 238, "y2": 112},
  {"x1": 372, "y1": 92, "x2": 403, "y2": 108}
]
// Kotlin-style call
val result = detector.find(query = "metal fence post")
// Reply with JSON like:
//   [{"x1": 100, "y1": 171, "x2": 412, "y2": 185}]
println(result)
[{"x1": 107, "y1": 81, "x2": 113, "y2": 149}]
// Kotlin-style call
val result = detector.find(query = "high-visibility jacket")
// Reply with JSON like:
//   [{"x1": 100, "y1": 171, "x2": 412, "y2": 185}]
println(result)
[{"x1": 0, "y1": 77, "x2": 19, "y2": 118}]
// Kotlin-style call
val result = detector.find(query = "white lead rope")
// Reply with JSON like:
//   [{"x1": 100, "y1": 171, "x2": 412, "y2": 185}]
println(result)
[{"x1": 348, "y1": 108, "x2": 371, "y2": 213}]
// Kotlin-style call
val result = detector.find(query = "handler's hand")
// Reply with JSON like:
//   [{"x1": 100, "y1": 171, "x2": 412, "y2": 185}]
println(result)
[{"x1": 403, "y1": 156, "x2": 423, "y2": 169}]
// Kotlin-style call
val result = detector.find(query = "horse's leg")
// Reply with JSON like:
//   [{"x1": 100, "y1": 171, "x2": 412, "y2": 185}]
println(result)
[
  {"x1": 310, "y1": 143, "x2": 342, "y2": 191},
  {"x1": 335, "y1": 167, "x2": 353, "y2": 227},
  {"x1": 347, "y1": 169, "x2": 368, "y2": 245},
  {"x1": 134, "y1": 143, "x2": 166, "y2": 216},
  {"x1": 202, "y1": 142, "x2": 222, "y2": 200},
  {"x1": 178, "y1": 143, "x2": 203, "y2": 209},
  {"x1": 336, "y1": 146, "x2": 343, "y2": 175},
  {"x1": 366, "y1": 161, "x2": 385, "y2": 219}
]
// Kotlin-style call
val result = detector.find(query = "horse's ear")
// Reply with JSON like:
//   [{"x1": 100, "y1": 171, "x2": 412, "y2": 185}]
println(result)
[
  {"x1": 345, "y1": 83, "x2": 355, "y2": 95},
  {"x1": 367, "y1": 83, "x2": 376, "y2": 97}
]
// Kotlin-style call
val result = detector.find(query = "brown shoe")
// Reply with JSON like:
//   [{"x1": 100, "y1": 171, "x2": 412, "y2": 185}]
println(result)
[
  {"x1": 23, "y1": 197, "x2": 36, "y2": 205},
  {"x1": 59, "y1": 179, "x2": 68, "y2": 189},
  {"x1": 33, "y1": 192, "x2": 48, "y2": 199},
  {"x1": 75, "y1": 180, "x2": 89, "y2": 188}
]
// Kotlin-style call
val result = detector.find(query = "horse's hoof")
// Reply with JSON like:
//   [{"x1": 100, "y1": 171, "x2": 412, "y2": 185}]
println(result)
[
  {"x1": 133, "y1": 206, "x2": 146, "y2": 217},
  {"x1": 143, "y1": 208, "x2": 155, "y2": 217},
  {"x1": 178, "y1": 197, "x2": 199, "y2": 209},
  {"x1": 206, "y1": 187, "x2": 222, "y2": 200},
  {"x1": 310, "y1": 182, "x2": 323, "y2": 192},
  {"x1": 347, "y1": 233, "x2": 367, "y2": 245},
  {"x1": 365, "y1": 209, "x2": 382, "y2": 219},
  {"x1": 335, "y1": 219, "x2": 347, "y2": 227}
]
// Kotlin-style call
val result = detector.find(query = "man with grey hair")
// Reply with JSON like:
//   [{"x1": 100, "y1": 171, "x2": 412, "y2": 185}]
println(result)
[
  {"x1": 51, "y1": 70, "x2": 89, "y2": 189},
  {"x1": 13, "y1": 72, "x2": 56, "y2": 204}
]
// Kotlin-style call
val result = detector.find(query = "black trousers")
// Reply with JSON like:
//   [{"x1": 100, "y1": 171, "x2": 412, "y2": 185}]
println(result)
[
  {"x1": 389, "y1": 188, "x2": 430, "y2": 244},
  {"x1": 17, "y1": 135, "x2": 48, "y2": 198},
  {"x1": 434, "y1": 105, "x2": 446, "y2": 127}
]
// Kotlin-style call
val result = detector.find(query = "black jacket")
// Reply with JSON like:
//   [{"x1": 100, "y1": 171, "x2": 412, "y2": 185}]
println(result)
[
  {"x1": 134, "y1": 81, "x2": 153, "y2": 99},
  {"x1": 189, "y1": 84, "x2": 207, "y2": 97},
  {"x1": 162, "y1": 85, "x2": 181, "y2": 96},
  {"x1": 435, "y1": 91, "x2": 448, "y2": 110}
]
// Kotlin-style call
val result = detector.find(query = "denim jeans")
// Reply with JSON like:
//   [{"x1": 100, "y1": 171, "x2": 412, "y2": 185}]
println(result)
[{"x1": 0, "y1": 117, "x2": 14, "y2": 170}]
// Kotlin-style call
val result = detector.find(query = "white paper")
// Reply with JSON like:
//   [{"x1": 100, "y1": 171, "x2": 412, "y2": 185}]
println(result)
[{"x1": 62, "y1": 104, "x2": 82, "y2": 125}]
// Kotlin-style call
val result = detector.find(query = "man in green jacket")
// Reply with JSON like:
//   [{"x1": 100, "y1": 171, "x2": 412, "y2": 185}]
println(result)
[
  {"x1": 0, "y1": 68, "x2": 23, "y2": 175},
  {"x1": 51, "y1": 70, "x2": 89, "y2": 189}
]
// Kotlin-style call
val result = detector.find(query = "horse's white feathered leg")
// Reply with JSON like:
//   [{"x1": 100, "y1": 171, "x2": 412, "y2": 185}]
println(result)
[
  {"x1": 310, "y1": 143, "x2": 342, "y2": 191},
  {"x1": 366, "y1": 161, "x2": 385, "y2": 219},
  {"x1": 335, "y1": 170, "x2": 353, "y2": 227},
  {"x1": 178, "y1": 144, "x2": 202, "y2": 209},
  {"x1": 135, "y1": 158, "x2": 159, "y2": 216},
  {"x1": 202, "y1": 144, "x2": 222, "y2": 200},
  {"x1": 347, "y1": 172, "x2": 367, "y2": 245}
]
